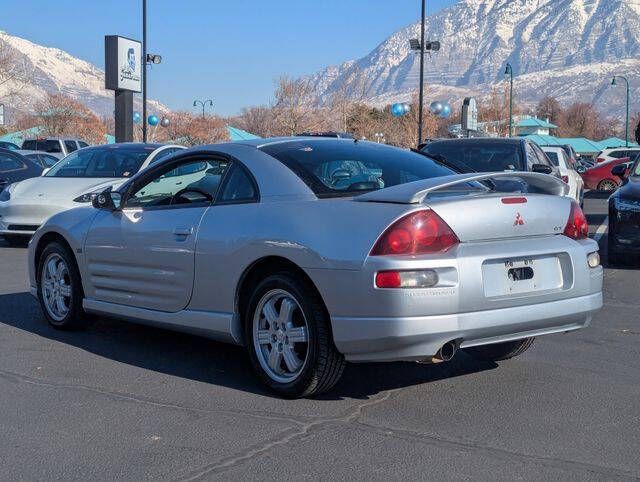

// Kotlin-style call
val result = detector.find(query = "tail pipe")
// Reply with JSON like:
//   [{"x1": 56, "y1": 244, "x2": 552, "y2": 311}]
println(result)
[{"x1": 432, "y1": 340, "x2": 458, "y2": 363}]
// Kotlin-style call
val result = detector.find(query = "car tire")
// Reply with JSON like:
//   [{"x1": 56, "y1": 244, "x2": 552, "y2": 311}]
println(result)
[
  {"x1": 37, "y1": 242, "x2": 89, "y2": 330},
  {"x1": 464, "y1": 337, "x2": 535, "y2": 362},
  {"x1": 2, "y1": 235, "x2": 29, "y2": 247},
  {"x1": 245, "y1": 272, "x2": 346, "y2": 398}
]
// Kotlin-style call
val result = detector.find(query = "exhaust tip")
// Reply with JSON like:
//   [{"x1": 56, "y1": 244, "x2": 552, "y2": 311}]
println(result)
[{"x1": 432, "y1": 340, "x2": 458, "y2": 363}]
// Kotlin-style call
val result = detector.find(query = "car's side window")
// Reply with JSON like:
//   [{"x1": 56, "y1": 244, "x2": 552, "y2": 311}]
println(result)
[
  {"x1": 126, "y1": 158, "x2": 229, "y2": 209},
  {"x1": 524, "y1": 143, "x2": 537, "y2": 170},
  {"x1": 610, "y1": 150, "x2": 624, "y2": 159},
  {"x1": 64, "y1": 140, "x2": 78, "y2": 153},
  {"x1": 0, "y1": 153, "x2": 26, "y2": 172},
  {"x1": 219, "y1": 164, "x2": 258, "y2": 203}
]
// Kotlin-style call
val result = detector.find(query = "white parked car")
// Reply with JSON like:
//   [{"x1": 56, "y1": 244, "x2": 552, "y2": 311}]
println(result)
[
  {"x1": 541, "y1": 146, "x2": 585, "y2": 205},
  {"x1": 595, "y1": 147, "x2": 640, "y2": 164},
  {"x1": 0, "y1": 143, "x2": 184, "y2": 245}
]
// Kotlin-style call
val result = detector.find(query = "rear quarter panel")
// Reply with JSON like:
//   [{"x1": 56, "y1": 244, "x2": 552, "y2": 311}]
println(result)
[{"x1": 187, "y1": 198, "x2": 409, "y2": 313}]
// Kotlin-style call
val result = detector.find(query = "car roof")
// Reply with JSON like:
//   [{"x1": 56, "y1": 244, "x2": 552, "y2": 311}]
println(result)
[
  {"x1": 76, "y1": 142, "x2": 165, "y2": 151},
  {"x1": 426, "y1": 137, "x2": 525, "y2": 144}
]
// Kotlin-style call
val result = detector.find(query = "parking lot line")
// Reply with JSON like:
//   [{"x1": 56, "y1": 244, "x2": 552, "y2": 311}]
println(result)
[{"x1": 592, "y1": 216, "x2": 609, "y2": 244}]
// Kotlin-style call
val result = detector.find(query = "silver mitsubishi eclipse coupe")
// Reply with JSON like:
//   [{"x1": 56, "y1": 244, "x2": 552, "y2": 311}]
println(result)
[{"x1": 27, "y1": 137, "x2": 603, "y2": 397}]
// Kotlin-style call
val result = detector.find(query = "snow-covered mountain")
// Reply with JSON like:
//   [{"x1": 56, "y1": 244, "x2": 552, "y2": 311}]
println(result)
[
  {"x1": 306, "y1": 0, "x2": 640, "y2": 116},
  {"x1": 0, "y1": 31, "x2": 168, "y2": 120}
]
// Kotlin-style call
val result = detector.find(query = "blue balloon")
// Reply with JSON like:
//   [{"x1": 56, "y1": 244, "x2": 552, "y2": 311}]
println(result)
[
  {"x1": 148, "y1": 115, "x2": 159, "y2": 126},
  {"x1": 439, "y1": 103, "x2": 451, "y2": 119},
  {"x1": 391, "y1": 103, "x2": 405, "y2": 117},
  {"x1": 132, "y1": 112, "x2": 141, "y2": 124},
  {"x1": 429, "y1": 101, "x2": 443, "y2": 115}
]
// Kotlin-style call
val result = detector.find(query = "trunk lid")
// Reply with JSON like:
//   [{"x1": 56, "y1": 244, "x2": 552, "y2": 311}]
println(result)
[{"x1": 426, "y1": 192, "x2": 571, "y2": 242}]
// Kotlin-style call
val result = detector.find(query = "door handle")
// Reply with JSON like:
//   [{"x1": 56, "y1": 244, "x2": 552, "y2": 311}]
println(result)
[{"x1": 173, "y1": 227, "x2": 193, "y2": 236}]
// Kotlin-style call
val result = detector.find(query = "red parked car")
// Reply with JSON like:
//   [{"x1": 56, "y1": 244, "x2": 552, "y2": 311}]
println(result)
[{"x1": 581, "y1": 157, "x2": 632, "y2": 191}]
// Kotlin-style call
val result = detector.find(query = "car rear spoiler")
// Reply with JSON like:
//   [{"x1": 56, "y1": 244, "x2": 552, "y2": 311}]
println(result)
[{"x1": 355, "y1": 172, "x2": 569, "y2": 204}]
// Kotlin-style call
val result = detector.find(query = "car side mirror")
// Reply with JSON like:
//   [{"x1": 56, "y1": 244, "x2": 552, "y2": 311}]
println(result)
[
  {"x1": 41, "y1": 168, "x2": 50, "y2": 176},
  {"x1": 92, "y1": 190, "x2": 122, "y2": 211},
  {"x1": 331, "y1": 169, "x2": 351, "y2": 181},
  {"x1": 531, "y1": 164, "x2": 553, "y2": 175},
  {"x1": 611, "y1": 164, "x2": 628, "y2": 179}
]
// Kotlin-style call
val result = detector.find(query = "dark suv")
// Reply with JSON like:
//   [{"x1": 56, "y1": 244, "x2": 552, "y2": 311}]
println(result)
[
  {"x1": 21, "y1": 138, "x2": 89, "y2": 157},
  {"x1": 421, "y1": 137, "x2": 560, "y2": 178}
]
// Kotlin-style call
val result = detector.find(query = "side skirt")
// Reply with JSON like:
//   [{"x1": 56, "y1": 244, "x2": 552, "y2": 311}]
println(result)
[{"x1": 83, "y1": 299, "x2": 242, "y2": 345}]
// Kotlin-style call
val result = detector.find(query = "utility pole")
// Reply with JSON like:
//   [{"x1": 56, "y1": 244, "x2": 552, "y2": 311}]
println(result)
[
  {"x1": 142, "y1": 0, "x2": 147, "y2": 143},
  {"x1": 417, "y1": 0, "x2": 426, "y2": 145},
  {"x1": 505, "y1": 63, "x2": 513, "y2": 137}
]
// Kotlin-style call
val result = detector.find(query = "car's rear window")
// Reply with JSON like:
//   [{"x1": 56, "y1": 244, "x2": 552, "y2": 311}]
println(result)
[
  {"x1": 544, "y1": 151, "x2": 559, "y2": 166},
  {"x1": 22, "y1": 140, "x2": 62, "y2": 153},
  {"x1": 45, "y1": 146, "x2": 156, "y2": 178},
  {"x1": 259, "y1": 140, "x2": 454, "y2": 197},
  {"x1": 423, "y1": 141, "x2": 525, "y2": 171}
]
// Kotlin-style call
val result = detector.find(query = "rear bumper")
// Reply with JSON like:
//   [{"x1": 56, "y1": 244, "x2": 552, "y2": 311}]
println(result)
[{"x1": 332, "y1": 291, "x2": 602, "y2": 362}]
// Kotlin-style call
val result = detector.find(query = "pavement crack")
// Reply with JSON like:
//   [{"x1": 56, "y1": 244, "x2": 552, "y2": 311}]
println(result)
[
  {"x1": 0, "y1": 368, "x2": 309, "y2": 425},
  {"x1": 176, "y1": 390, "x2": 396, "y2": 480}
]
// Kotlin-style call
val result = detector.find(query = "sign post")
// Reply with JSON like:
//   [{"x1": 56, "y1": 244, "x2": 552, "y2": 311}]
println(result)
[
  {"x1": 461, "y1": 97, "x2": 478, "y2": 137},
  {"x1": 105, "y1": 36, "x2": 142, "y2": 142}
]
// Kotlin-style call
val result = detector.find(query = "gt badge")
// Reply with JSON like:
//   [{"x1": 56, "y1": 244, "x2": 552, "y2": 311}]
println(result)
[{"x1": 514, "y1": 212, "x2": 524, "y2": 226}]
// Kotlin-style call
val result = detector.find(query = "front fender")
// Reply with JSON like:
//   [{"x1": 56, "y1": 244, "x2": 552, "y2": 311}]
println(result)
[{"x1": 28, "y1": 206, "x2": 100, "y2": 293}]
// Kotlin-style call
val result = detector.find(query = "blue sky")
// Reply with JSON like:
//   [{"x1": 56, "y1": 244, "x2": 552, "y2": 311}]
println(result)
[{"x1": 2, "y1": 0, "x2": 457, "y2": 115}]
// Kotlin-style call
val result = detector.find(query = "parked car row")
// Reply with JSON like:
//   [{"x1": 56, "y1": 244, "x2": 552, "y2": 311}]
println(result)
[{"x1": 0, "y1": 136, "x2": 605, "y2": 397}]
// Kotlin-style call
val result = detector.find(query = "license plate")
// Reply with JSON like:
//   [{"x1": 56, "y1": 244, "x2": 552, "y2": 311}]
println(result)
[{"x1": 482, "y1": 255, "x2": 563, "y2": 297}]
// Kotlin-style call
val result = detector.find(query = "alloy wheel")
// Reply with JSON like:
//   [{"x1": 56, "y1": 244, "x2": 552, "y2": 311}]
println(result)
[
  {"x1": 252, "y1": 289, "x2": 309, "y2": 383},
  {"x1": 41, "y1": 253, "x2": 72, "y2": 322},
  {"x1": 598, "y1": 179, "x2": 617, "y2": 191}
]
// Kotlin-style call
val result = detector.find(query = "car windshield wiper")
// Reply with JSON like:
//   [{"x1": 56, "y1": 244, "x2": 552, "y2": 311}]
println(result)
[{"x1": 411, "y1": 149, "x2": 496, "y2": 191}]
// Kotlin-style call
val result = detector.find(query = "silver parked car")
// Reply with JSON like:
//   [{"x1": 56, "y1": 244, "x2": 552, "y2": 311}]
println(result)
[{"x1": 27, "y1": 138, "x2": 603, "y2": 397}]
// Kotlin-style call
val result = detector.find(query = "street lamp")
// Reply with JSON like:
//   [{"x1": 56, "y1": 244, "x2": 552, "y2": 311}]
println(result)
[
  {"x1": 504, "y1": 63, "x2": 514, "y2": 137},
  {"x1": 373, "y1": 132, "x2": 385, "y2": 143},
  {"x1": 193, "y1": 99, "x2": 214, "y2": 118},
  {"x1": 408, "y1": 0, "x2": 441, "y2": 146},
  {"x1": 142, "y1": 0, "x2": 163, "y2": 143},
  {"x1": 612, "y1": 76, "x2": 630, "y2": 147}
]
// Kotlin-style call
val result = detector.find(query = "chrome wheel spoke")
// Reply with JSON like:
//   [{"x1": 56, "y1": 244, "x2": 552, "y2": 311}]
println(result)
[
  {"x1": 287, "y1": 326, "x2": 307, "y2": 343},
  {"x1": 43, "y1": 280, "x2": 54, "y2": 291},
  {"x1": 282, "y1": 345, "x2": 302, "y2": 372},
  {"x1": 55, "y1": 295, "x2": 67, "y2": 314},
  {"x1": 267, "y1": 346, "x2": 283, "y2": 373},
  {"x1": 278, "y1": 298, "x2": 296, "y2": 324},
  {"x1": 262, "y1": 299, "x2": 279, "y2": 325},
  {"x1": 46, "y1": 259, "x2": 58, "y2": 280},
  {"x1": 257, "y1": 329, "x2": 272, "y2": 345},
  {"x1": 59, "y1": 284, "x2": 71, "y2": 298}
]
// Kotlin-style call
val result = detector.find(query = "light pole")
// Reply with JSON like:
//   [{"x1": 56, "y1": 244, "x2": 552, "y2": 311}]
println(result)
[
  {"x1": 142, "y1": 0, "x2": 147, "y2": 142},
  {"x1": 504, "y1": 63, "x2": 513, "y2": 137},
  {"x1": 409, "y1": 2, "x2": 440, "y2": 146},
  {"x1": 418, "y1": 0, "x2": 426, "y2": 145},
  {"x1": 374, "y1": 132, "x2": 385, "y2": 143},
  {"x1": 612, "y1": 76, "x2": 630, "y2": 147},
  {"x1": 193, "y1": 99, "x2": 214, "y2": 118}
]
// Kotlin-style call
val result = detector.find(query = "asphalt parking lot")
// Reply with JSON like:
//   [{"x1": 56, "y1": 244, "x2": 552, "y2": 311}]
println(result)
[{"x1": 1, "y1": 193, "x2": 638, "y2": 481}]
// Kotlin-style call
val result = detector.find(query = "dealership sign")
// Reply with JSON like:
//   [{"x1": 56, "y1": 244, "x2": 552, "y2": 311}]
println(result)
[{"x1": 105, "y1": 36, "x2": 142, "y2": 93}]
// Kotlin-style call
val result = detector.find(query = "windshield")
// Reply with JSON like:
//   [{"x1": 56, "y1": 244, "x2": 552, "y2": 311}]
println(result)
[
  {"x1": 423, "y1": 141, "x2": 525, "y2": 171},
  {"x1": 260, "y1": 140, "x2": 456, "y2": 197},
  {"x1": 45, "y1": 146, "x2": 155, "y2": 178}
]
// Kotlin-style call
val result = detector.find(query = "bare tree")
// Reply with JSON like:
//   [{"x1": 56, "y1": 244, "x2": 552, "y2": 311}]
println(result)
[
  {"x1": 272, "y1": 76, "x2": 319, "y2": 135},
  {"x1": 326, "y1": 67, "x2": 369, "y2": 132},
  {"x1": 155, "y1": 111, "x2": 228, "y2": 146},
  {"x1": 33, "y1": 93, "x2": 107, "y2": 144},
  {"x1": 235, "y1": 106, "x2": 277, "y2": 138}
]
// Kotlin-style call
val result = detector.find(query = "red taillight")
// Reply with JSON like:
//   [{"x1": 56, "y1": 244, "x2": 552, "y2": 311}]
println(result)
[
  {"x1": 563, "y1": 201, "x2": 589, "y2": 240},
  {"x1": 561, "y1": 175, "x2": 569, "y2": 184},
  {"x1": 375, "y1": 271, "x2": 401, "y2": 288},
  {"x1": 501, "y1": 197, "x2": 527, "y2": 204},
  {"x1": 370, "y1": 210, "x2": 459, "y2": 256},
  {"x1": 596, "y1": 157, "x2": 605, "y2": 163}
]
